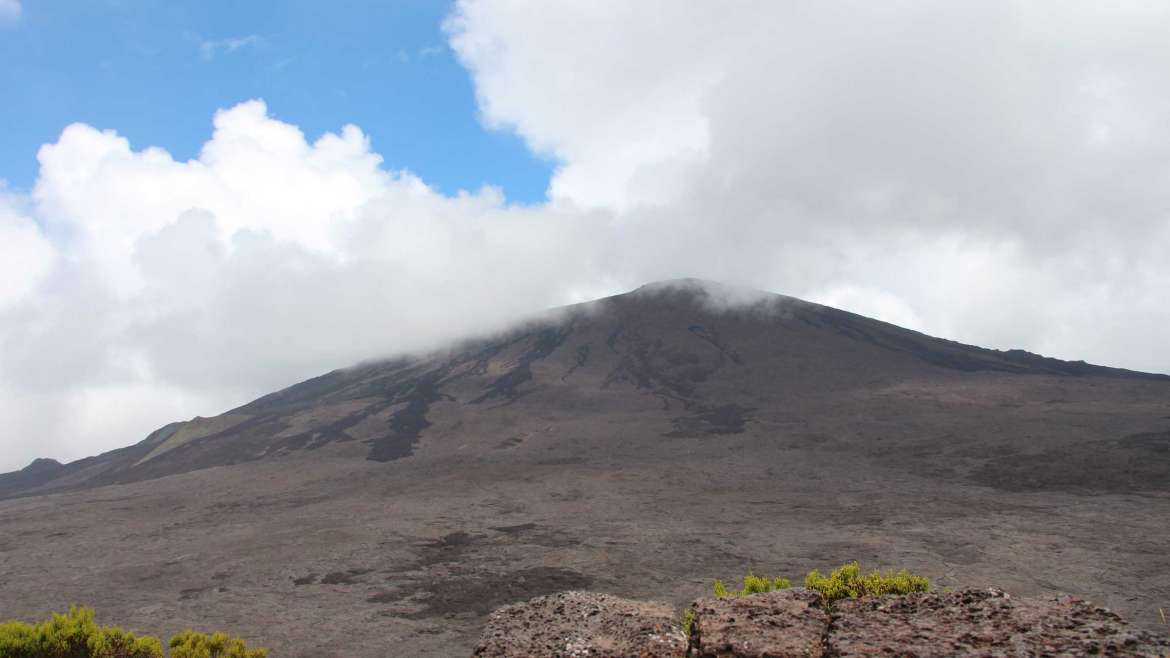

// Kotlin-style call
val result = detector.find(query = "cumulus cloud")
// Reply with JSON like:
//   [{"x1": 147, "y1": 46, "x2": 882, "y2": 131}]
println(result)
[
  {"x1": 446, "y1": 0, "x2": 1170, "y2": 365},
  {"x1": 1, "y1": 101, "x2": 618, "y2": 470},
  {"x1": 3, "y1": 1, "x2": 1170, "y2": 470},
  {"x1": 0, "y1": 192, "x2": 54, "y2": 308}
]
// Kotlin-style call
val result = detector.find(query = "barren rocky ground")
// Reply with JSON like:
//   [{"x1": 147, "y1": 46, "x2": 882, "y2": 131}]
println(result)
[
  {"x1": 475, "y1": 588, "x2": 1170, "y2": 657},
  {"x1": 1, "y1": 280, "x2": 1168, "y2": 656}
]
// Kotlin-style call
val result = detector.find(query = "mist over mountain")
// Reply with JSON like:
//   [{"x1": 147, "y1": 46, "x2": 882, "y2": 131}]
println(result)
[{"x1": 4, "y1": 279, "x2": 1165, "y2": 499}]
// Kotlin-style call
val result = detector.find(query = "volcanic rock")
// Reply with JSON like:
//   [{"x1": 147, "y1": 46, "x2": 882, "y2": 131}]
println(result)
[
  {"x1": 687, "y1": 589, "x2": 828, "y2": 658},
  {"x1": 829, "y1": 588, "x2": 1170, "y2": 657},
  {"x1": 473, "y1": 591, "x2": 687, "y2": 658},
  {"x1": 478, "y1": 588, "x2": 1170, "y2": 658}
]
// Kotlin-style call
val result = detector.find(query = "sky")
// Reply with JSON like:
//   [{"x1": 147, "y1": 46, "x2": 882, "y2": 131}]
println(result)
[
  {"x1": 0, "y1": 0, "x2": 551, "y2": 201},
  {"x1": 3, "y1": 0, "x2": 1170, "y2": 471}
]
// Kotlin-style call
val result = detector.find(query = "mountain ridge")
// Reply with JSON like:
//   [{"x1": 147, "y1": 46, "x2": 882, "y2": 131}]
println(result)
[{"x1": 3, "y1": 278, "x2": 1166, "y2": 500}]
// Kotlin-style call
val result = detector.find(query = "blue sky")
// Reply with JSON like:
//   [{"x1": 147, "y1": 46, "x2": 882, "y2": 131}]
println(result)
[{"x1": 0, "y1": 0, "x2": 553, "y2": 202}]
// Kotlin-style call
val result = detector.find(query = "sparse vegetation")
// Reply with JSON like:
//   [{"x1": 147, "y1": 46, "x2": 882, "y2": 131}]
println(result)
[
  {"x1": 169, "y1": 630, "x2": 267, "y2": 658},
  {"x1": 709, "y1": 562, "x2": 929, "y2": 607},
  {"x1": 804, "y1": 561, "x2": 929, "y2": 605},
  {"x1": 0, "y1": 608, "x2": 266, "y2": 658},
  {"x1": 0, "y1": 607, "x2": 162, "y2": 658},
  {"x1": 680, "y1": 606, "x2": 695, "y2": 638},
  {"x1": 712, "y1": 573, "x2": 792, "y2": 598}
]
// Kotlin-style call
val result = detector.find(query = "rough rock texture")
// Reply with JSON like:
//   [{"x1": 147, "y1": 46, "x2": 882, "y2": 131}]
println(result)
[
  {"x1": 830, "y1": 588, "x2": 1170, "y2": 657},
  {"x1": 478, "y1": 588, "x2": 1170, "y2": 658},
  {"x1": 688, "y1": 589, "x2": 828, "y2": 658},
  {"x1": 474, "y1": 590, "x2": 687, "y2": 658}
]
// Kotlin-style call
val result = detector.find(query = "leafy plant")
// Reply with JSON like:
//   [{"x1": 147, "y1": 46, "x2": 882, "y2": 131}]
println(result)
[
  {"x1": 709, "y1": 562, "x2": 929, "y2": 607},
  {"x1": 712, "y1": 573, "x2": 792, "y2": 598},
  {"x1": 170, "y1": 631, "x2": 267, "y2": 658},
  {"x1": 0, "y1": 607, "x2": 162, "y2": 658},
  {"x1": 0, "y1": 608, "x2": 265, "y2": 658},
  {"x1": 803, "y1": 561, "x2": 929, "y2": 605},
  {"x1": 680, "y1": 607, "x2": 695, "y2": 638}
]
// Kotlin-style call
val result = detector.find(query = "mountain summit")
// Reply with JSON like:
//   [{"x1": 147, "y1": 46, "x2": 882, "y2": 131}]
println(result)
[{"x1": 2, "y1": 278, "x2": 1165, "y2": 499}]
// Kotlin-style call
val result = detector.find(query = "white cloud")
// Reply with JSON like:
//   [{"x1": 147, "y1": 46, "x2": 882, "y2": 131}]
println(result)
[
  {"x1": 0, "y1": 0, "x2": 19, "y2": 24},
  {"x1": 199, "y1": 35, "x2": 261, "y2": 61},
  {"x1": 446, "y1": 0, "x2": 1170, "y2": 365},
  {"x1": 5, "y1": 2, "x2": 1170, "y2": 470},
  {"x1": 0, "y1": 191, "x2": 54, "y2": 308},
  {"x1": 1, "y1": 101, "x2": 612, "y2": 470},
  {"x1": 809, "y1": 285, "x2": 925, "y2": 333}
]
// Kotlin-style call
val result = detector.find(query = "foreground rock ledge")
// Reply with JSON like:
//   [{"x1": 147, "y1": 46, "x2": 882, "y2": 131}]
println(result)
[
  {"x1": 474, "y1": 591, "x2": 687, "y2": 658},
  {"x1": 474, "y1": 588, "x2": 1170, "y2": 658},
  {"x1": 688, "y1": 588, "x2": 828, "y2": 657}
]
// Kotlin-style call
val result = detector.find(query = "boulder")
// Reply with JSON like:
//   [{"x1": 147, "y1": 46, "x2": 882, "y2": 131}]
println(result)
[{"x1": 473, "y1": 590, "x2": 687, "y2": 658}]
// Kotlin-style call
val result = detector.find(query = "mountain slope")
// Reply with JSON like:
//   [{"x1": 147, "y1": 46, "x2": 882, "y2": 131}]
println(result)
[
  {"x1": 3, "y1": 279, "x2": 1170, "y2": 657},
  {"x1": 3, "y1": 278, "x2": 1166, "y2": 499}
]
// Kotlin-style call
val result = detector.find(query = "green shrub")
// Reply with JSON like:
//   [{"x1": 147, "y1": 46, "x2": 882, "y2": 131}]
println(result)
[
  {"x1": 680, "y1": 607, "x2": 695, "y2": 638},
  {"x1": 709, "y1": 562, "x2": 929, "y2": 607},
  {"x1": 0, "y1": 608, "x2": 265, "y2": 658},
  {"x1": 803, "y1": 561, "x2": 929, "y2": 605},
  {"x1": 169, "y1": 631, "x2": 267, "y2": 658},
  {"x1": 0, "y1": 607, "x2": 162, "y2": 658},
  {"x1": 712, "y1": 573, "x2": 792, "y2": 598}
]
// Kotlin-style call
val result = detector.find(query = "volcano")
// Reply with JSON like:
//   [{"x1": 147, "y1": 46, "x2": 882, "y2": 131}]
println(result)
[{"x1": 2, "y1": 279, "x2": 1168, "y2": 657}]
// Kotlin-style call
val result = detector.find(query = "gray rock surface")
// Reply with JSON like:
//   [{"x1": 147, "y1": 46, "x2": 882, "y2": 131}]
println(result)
[
  {"x1": 479, "y1": 588, "x2": 1170, "y2": 658},
  {"x1": 687, "y1": 589, "x2": 828, "y2": 658},
  {"x1": 474, "y1": 591, "x2": 687, "y2": 658},
  {"x1": 830, "y1": 588, "x2": 1170, "y2": 657}
]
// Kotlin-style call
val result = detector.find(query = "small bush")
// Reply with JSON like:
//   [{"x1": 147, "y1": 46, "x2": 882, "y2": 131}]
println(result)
[
  {"x1": 712, "y1": 573, "x2": 792, "y2": 598},
  {"x1": 804, "y1": 561, "x2": 929, "y2": 605},
  {"x1": 0, "y1": 608, "x2": 265, "y2": 658},
  {"x1": 680, "y1": 607, "x2": 695, "y2": 638},
  {"x1": 0, "y1": 607, "x2": 162, "y2": 658},
  {"x1": 709, "y1": 562, "x2": 929, "y2": 607},
  {"x1": 170, "y1": 631, "x2": 267, "y2": 658}
]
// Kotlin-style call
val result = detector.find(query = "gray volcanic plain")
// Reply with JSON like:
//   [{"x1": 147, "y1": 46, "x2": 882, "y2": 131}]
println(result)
[{"x1": 1, "y1": 279, "x2": 1168, "y2": 657}]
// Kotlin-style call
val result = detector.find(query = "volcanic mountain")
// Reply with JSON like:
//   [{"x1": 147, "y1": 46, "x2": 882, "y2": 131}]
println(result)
[{"x1": 2, "y1": 279, "x2": 1168, "y2": 657}]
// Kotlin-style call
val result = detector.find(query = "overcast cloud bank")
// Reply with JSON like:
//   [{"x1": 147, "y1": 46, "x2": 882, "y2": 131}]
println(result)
[{"x1": 2, "y1": 0, "x2": 1169, "y2": 470}]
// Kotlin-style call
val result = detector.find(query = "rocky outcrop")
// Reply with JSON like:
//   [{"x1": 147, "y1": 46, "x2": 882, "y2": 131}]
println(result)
[
  {"x1": 687, "y1": 589, "x2": 828, "y2": 658},
  {"x1": 473, "y1": 591, "x2": 688, "y2": 658},
  {"x1": 829, "y1": 588, "x2": 1170, "y2": 657},
  {"x1": 475, "y1": 588, "x2": 1170, "y2": 658}
]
